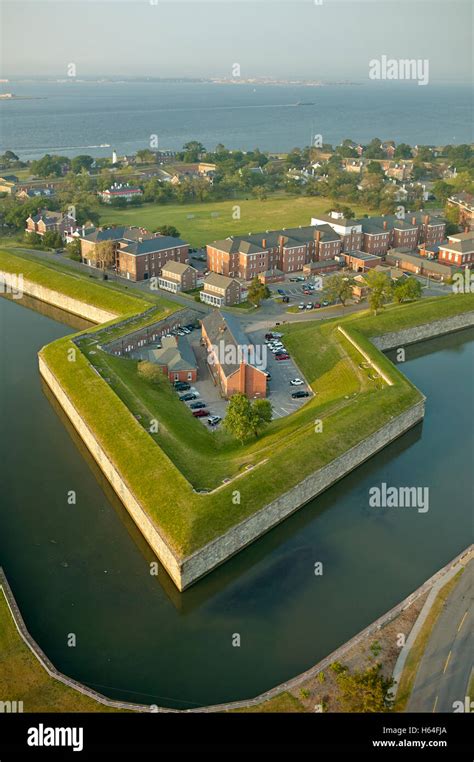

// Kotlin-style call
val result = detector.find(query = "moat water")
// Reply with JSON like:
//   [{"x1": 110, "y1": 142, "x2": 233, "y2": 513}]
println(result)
[{"x1": 0, "y1": 294, "x2": 472, "y2": 709}]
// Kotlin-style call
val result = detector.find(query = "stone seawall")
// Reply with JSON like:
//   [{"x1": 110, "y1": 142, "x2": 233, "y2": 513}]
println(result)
[
  {"x1": 1, "y1": 272, "x2": 117, "y2": 324},
  {"x1": 38, "y1": 356, "x2": 184, "y2": 589},
  {"x1": 179, "y1": 399, "x2": 425, "y2": 588},
  {"x1": 372, "y1": 312, "x2": 474, "y2": 351}
]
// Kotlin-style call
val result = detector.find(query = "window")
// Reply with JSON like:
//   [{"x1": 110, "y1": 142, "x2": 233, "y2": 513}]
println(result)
[
  {"x1": 187, "y1": 372, "x2": 193, "y2": 381},
  {"x1": 174, "y1": 374, "x2": 179, "y2": 381}
]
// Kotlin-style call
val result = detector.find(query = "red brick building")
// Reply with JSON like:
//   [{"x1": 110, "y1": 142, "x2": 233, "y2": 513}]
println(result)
[
  {"x1": 447, "y1": 192, "x2": 474, "y2": 231},
  {"x1": 438, "y1": 232, "x2": 474, "y2": 268},
  {"x1": 25, "y1": 209, "x2": 74, "y2": 238},
  {"x1": 201, "y1": 311, "x2": 267, "y2": 399},
  {"x1": 137, "y1": 335, "x2": 197, "y2": 383}
]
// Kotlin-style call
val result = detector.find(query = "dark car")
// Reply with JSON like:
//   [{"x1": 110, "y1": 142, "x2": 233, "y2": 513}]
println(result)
[
  {"x1": 291, "y1": 390, "x2": 310, "y2": 398},
  {"x1": 277, "y1": 288, "x2": 286, "y2": 295},
  {"x1": 190, "y1": 401, "x2": 206, "y2": 409},
  {"x1": 265, "y1": 333, "x2": 274, "y2": 340},
  {"x1": 282, "y1": 296, "x2": 290, "y2": 303},
  {"x1": 174, "y1": 382, "x2": 190, "y2": 391},
  {"x1": 179, "y1": 392, "x2": 198, "y2": 401},
  {"x1": 193, "y1": 409, "x2": 210, "y2": 417},
  {"x1": 276, "y1": 353, "x2": 290, "y2": 361}
]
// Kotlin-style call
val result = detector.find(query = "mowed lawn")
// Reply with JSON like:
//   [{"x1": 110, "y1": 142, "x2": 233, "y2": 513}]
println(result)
[
  {"x1": 99, "y1": 195, "x2": 371, "y2": 248},
  {"x1": 0, "y1": 592, "x2": 125, "y2": 712}
]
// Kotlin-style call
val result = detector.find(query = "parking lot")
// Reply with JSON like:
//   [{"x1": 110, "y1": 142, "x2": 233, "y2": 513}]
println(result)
[{"x1": 247, "y1": 327, "x2": 313, "y2": 419}]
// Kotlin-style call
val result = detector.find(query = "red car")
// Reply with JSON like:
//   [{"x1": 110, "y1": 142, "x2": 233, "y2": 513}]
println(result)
[
  {"x1": 193, "y1": 409, "x2": 210, "y2": 417},
  {"x1": 275, "y1": 353, "x2": 289, "y2": 361}
]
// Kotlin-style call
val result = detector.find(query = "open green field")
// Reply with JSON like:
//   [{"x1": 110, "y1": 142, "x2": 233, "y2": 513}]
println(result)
[
  {"x1": 0, "y1": 589, "x2": 124, "y2": 712},
  {"x1": 99, "y1": 195, "x2": 372, "y2": 248}
]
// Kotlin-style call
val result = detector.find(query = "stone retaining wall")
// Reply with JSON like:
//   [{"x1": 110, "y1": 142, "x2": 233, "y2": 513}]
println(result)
[
  {"x1": 179, "y1": 399, "x2": 425, "y2": 588},
  {"x1": 1, "y1": 272, "x2": 117, "y2": 324},
  {"x1": 372, "y1": 312, "x2": 474, "y2": 351}
]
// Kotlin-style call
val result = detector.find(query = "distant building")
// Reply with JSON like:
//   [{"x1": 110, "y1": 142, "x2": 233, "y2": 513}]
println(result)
[
  {"x1": 201, "y1": 310, "x2": 267, "y2": 399},
  {"x1": 17, "y1": 187, "x2": 55, "y2": 200},
  {"x1": 447, "y1": 192, "x2": 474, "y2": 231},
  {"x1": 137, "y1": 335, "x2": 197, "y2": 383},
  {"x1": 200, "y1": 273, "x2": 242, "y2": 306},
  {"x1": 25, "y1": 209, "x2": 74, "y2": 238},
  {"x1": 158, "y1": 261, "x2": 198, "y2": 293},
  {"x1": 0, "y1": 175, "x2": 19, "y2": 194},
  {"x1": 98, "y1": 183, "x2": 143, "y2": 203}
]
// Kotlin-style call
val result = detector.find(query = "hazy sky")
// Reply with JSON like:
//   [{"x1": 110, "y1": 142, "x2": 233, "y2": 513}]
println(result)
[{"x1": 1, "y1": 0, "x2": 472, "y2": 83}]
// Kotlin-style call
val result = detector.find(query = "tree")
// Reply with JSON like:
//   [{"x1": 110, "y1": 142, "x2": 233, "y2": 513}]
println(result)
[
  {"x1": 365, "y1": 270, "x2": 393, "y2": 315},
  {"x1": 393, "y1": 276, "x2": 422, "y2": 303},
  {"x1": 366, "y1": 161, "x2": 383, "y2": 175},
  {"x1": 432, "y1": 180, "x2": 452, "y2": 204},
  {"x1": 336, "y1": 663, "x2": 395, "y2": 712},
  {"x1": 224, "y1": 393, "x2": 272, "y2": 443},
  {"x1": 66, "y1": 238, "x2": 82, "y2": 261},
  {"x1": 247, "y1": 276, "x2": 270, "y2": 306},
  {"x1": 364, "y1": 139, "x2": 384, "y2": 160},
  {"x1": 182, "y1": 141, "x2": 206, "y2": 162},
  {"x1": 137, "y1": 361, "x2": 163, "y2": 384},
  {"x1": 155, "y1": 224, "x2": 181, "y2": 238},
  {"x1": 91, "y1": 240, "x2": 115, "y2": 271},
  {"x1": 70, "y1": 155, "x2": 94, "y2": 174},
  {"x1": 323, "y1": 273, "x2": 354, "y2": 307},
  {"x1": 24, "y1": 231, "x2": 43, "y2": 248},
  {"x1": 42, "y1": 230, "x2": 63, "y2": 249},
  {"x1": 31, "y1": 154, "x2": 70, "y2": 177},
  {"x1": 394, "y1": 143, "x2": 413, "y2": 159}
]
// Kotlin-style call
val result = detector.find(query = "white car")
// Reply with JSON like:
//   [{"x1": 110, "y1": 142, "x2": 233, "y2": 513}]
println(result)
[
  {"x1": 290, "y1": 378, "x2": 304, "y2": 386},
  {"x1": 298, "y1": 303, "x2": 305, "y2": 310},
  {"x1": 272, "y1": 332, "x2": 283, "y2": 338},
  {"x1": 271, "y1": 346, "x2": 286, "y2": 353}
]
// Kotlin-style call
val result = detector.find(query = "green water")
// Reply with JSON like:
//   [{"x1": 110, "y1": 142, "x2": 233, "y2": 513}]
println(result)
[{"x1": 0, "y1": 294, "x2": 472, "y2": 708}]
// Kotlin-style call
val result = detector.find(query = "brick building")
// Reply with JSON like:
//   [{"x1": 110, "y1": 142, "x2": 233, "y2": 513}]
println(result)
[
  {"x1": 343, "y1": 251, "x2": 382, "y2": 271},
  {"x1": 79, "y1": 226, "x2": 189, "y2": 281},
  {"x1": 25, "y1": 209, "x2": 74, "y2": 238},
  {"x1": 98, "y1": 183, "x2": 143, "y2": 204},
  {"x1": 201, "y1": 311, "x2": 267, "y2": 399},
  {"x1": 447, "y1": 192, "x2": 474, "y2": 231},
  {"x1": 200, "y1": 273, "x2": 242, "y2": 306},
  {"x1": 158, "y1": 261, "x2": 198, "y2": 293},
  {"x1": 386, "y1": 249, "x2": 454, "y2": 280},
  {"x1": 438, "y1": 232, "x2": 474, "y2": 269},
  {"x1": 137, "y1": 335, "x2": 197, "y2": 383}
]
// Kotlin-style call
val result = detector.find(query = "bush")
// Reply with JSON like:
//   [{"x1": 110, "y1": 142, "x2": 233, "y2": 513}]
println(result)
[
  {"x1": 137, "y1": 361, "x2": 162, "y2": 384},
  {"x1": 330, "y1": 661, "x2": 347, "y2": 675}
]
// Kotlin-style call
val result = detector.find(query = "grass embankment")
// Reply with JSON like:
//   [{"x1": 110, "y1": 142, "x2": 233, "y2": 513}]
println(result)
[
  {"x1": 0, "y1": 249, "x2": 148, "y2": 318},
  {"x1": 18, "y1": 242, "x2": 471, "y2": 556},
  {"x1": 395, "y1": 569, "x2": 465, "y2": 712},
  {"x1": 0, "y1": 592, "x2": 124, "y2": 712},
  {"x1": 99, "y1": 195, "x2": 371, "y2": 248}
]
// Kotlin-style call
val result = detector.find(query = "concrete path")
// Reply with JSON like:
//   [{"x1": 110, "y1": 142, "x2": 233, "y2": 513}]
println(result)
[{"x1": 406, "y1": 559, "x2": 472, "y2": 713}]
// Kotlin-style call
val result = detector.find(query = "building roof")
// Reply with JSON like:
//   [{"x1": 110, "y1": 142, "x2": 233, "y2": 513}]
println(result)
[
  {"x1": 202, "y1": 310, "x2": 258, "y2": 378},
  {"x1": 161, "y1": 260, "x2": 194, "y2": 277},
  {"x1": 29, "y1": 210, "x2": 63, "y2": 224},
  {"x1": 139, "y1": 335, "x2": 196, "y2": 372},
  {"x1": 120, "y1": 235, "x2": 187, "y2": 256},
  {"x1": 345, "y1": 250, "x2": 382, "y2": 261},
  {"x1": 387, "y1": 251, "x2": 454, "y2": 275},
  {"x1": 209, "y1": 224, "x2": 341, "y2": 257},
  {"x1": 203, "y1": 272, "x2": 240, "y2": 290},
  {"x1": 439, "y1": 238, "x2": 474, "y2": 255}
]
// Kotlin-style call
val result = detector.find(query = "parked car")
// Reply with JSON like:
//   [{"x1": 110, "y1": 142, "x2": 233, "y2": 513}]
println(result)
[
  {"x1": 207, "y1": 415, "x2": 221, "y2": 426},
  {"x1": 277, "y1": 288, "x2": 286, "y2": 295},
  {"x1": 289, "y1": 277, "x2": 298, "y2": 282},
  {"x1": 272, "y1": 332, "x2": 283, "y2": 338},
  {"x1": 174, "y1": 382, "x2": 190, "y2": 391},
  {"x1": 322, "y1": 300, "x2": 330, "y2": 307},
  {"x1": 193, "y1": 409, "x2": 210, "y2": 417},
  {"x1": 290, "y1": 378, "x2": 304, "y2": 386},
  {"x1": 265, "y1": 333, "x2": 274, "y2": 340},
  {"x1": 181, "y1": 327, "x2": 191, "y2": 334},
  {"x1": 296, "y1": 276, "x2": 305, "y2": 282},
  {"x1": 306, "y1": 303, "x2": 313, "y2": 310},
  {"x1": 314, "y1": 302, "x2": 321, "y2": 309},
  {"x1": 184, "y1": 324, "x2": 195, "y2": 331},
  {"x1": 292, "y1": 390, "x2": 310, "y2": 399},
  {"x1": 303, "y1": 289, "x2": 311, "y2": 295},
  {"x1": 282, "y1": 296, "x2": 290, "y2": 303},
  {"x1": 190, "y1": 401, "x2": 207, "y2": 409},
  {"x1": 274, "y1": 349, "x2": 287, "y2": 355},
  {"x1": 276, "y1": 353, "x2": 290, "y2": 361},
  {"x1": 179, "y1": 393, "x2": 198, "y2": 401},
  {"x1": 298, "y1": 303, "x2": 305, "y2": 310}
]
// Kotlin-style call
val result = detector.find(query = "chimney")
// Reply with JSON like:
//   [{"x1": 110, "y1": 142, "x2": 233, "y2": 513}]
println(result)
[
  {"x1": 262, "y1": 238, "x2": 266, "y2": 248},
  {"x1": 314, "y1": 229, "x2": 321, "y2": 243},
  {"x1": 412, "y1": 216, "x2": 417, "y2": 226},
  {"x1": 423, "y1": 215, "x2": 430, "y2": 225},
  {"x1": 383, "y1": 220, "x2": 388, "y2": 230}
]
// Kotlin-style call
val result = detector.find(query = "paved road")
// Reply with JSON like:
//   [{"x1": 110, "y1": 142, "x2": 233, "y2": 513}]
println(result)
[{"x1": 407, "y1": 559, "x2": 473, "y2": 713}]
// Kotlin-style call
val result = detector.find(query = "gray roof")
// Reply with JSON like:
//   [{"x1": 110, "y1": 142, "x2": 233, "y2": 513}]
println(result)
[
  {"x1": 209, "y1": 224, "x2": 341, "y2": 256},
  {"x1": 203, "y1": 272, "x2": 240, "y2": 291},
  {"x1": 387, "y1": 251, "x2": 454, "y2": 275},
  {"x1": 121, "y1": 236, "x2": 187, "y2": 256},
  {"x1": 202, "y1": 310, "x2": 259, "y2": 378},
  {"x1": 161, "y1": 260, "x2": 195, "y2": 277},
  {"x1": 138, "y1": 335, "x2": 196, "y2": 372}
]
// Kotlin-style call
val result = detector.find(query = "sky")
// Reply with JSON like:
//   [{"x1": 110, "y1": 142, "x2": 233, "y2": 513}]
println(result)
[{"x1": 1, "y1": 0, "x2": 472, "y2": 83}]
